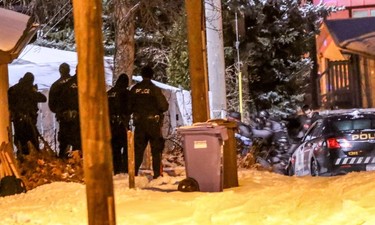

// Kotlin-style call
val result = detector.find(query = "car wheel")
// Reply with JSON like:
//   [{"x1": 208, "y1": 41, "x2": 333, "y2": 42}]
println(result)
[
  {"x1": 178, "y1": 177, "x2": 200, "y2": 192},
  {"x1": 310, "y1": 158, "x2": 319, "y2": 176}
]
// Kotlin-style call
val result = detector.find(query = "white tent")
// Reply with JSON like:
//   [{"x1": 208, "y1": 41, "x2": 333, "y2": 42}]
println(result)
[
  {"x1": 8, "y1": 45, "x2": 192, "y2": 151},
  {"x1": 8, "y1": 44, "x2": 114, "y2": 88}
]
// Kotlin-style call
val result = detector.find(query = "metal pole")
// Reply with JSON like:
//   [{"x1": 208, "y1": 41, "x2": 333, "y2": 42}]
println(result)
[
  {"x1": 205, "y1": 0, "x2": 227, "y2": 119},
  {"x1": 235, "y1": 12, "x2": 243, "y2": 120}
]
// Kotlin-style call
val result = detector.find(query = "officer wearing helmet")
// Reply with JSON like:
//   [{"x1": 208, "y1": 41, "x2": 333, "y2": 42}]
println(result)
[
  {"x1": 49, "y1": 65, "x2": 81, "y2": 158},
  {"x1": 257, "y1": 110, "x2": 271, "y2": 130},
  {"x1": 8, "y1": 72, "x2": 47, "y2": 154},
  {"x1": 227, "y1": 111, "x2": 252, "y2": 138},
  {"x1": 258, "y1": 110, "x2": 270, "y2": 120}
]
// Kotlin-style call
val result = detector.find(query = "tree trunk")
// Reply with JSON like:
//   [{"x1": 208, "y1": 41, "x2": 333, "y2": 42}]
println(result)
[{"x1": 113, "y1": 0, "x2": 136, "y2": 85}]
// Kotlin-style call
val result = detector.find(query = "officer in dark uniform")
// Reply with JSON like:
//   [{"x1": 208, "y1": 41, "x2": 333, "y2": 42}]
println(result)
[
  {"x1": 8, "y1": 72, "x2": 47, "y2": 154},
  {"x1": 54, "y1": 66, "x2": 81, "y2": 158},
  {"x1": 49, "y1": 63, "x2": 72, "y2": 157},
  {"x1": 130, "y1": 65, "x2": 169, "y2": 179},
  {"x1": 107, "y1": 73, "x2": 131, "y2": 174},
  {"x1": 227, "y1": 111, "x2": 252, "y2": 138},
  {"x1": 49, "y1": 63, "x2": 71, "y2": 113}
]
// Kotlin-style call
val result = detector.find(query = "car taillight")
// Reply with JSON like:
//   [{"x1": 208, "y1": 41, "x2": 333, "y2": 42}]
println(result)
[{"x1": 327, "y1": 138, "x2": 352, "y2": 149}]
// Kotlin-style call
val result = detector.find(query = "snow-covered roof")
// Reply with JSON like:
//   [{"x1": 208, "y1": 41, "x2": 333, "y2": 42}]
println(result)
[
  {"x1": 0, "y1": 8, "x2": 39, "y2": 63},
  {"x1": 324, "y1": 17, "x2": 375, "y2": 56},
  {"x1": 0, "y1": 8, "x2": 30, "y2": 51}
]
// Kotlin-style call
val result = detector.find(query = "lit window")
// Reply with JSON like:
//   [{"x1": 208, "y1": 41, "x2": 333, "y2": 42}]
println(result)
[{"x1": 352, "y1": 10, "x2": 368, "y2": 18}]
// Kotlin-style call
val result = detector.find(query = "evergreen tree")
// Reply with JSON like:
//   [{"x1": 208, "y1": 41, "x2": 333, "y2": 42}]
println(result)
[
  {"x1": 223, "y1": 0, "x2": 341, "y2": 115},
  {"x1": 166, "y1": 14, "x2": 190, "y2": 90}
]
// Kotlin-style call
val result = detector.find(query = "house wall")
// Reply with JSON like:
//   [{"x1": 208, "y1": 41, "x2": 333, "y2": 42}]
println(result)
[
  {"x1": 314, "y1": 0, "x2": 375, "y2": 109},
  {"x1": 359, "y1": 56, "x2": 375, "y2": 108},
  {"x1": 313, "y1": 0, "x2": 375, "y2": 19}
]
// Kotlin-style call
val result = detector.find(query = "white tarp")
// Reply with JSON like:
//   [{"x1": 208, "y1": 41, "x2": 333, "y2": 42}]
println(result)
[{"x1": 8, "y1": 45, "x2": 192, "y2": 151}]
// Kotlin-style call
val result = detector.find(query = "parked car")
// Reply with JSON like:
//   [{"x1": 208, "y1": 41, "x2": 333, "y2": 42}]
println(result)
[{"x1": 286, "y1": 108, "x2": 375, "y2": 176}]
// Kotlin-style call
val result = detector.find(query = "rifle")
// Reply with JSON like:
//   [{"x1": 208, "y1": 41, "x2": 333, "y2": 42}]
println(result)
[{"x1": 25, "y1": 115, "x2": 56, "y2": 155}]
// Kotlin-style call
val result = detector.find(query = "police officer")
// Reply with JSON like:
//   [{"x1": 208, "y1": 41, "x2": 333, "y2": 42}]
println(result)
[
  {"x1": 227, "y1": 111, "x2": 252, "y2": 138},
  {"x1": 130, "y1": 65, "x2": 169, "y2": 179},
  {"x1": 49, "y1": 63, "x2": 71, "y2": 113},
  {"x1": 8, "y1": 72, "x2": 47, "y2": 154},
  {"x1": 49, "y1": 63, "x2": 72, "y2": 157},
  {"x1": 107, "y1": 73, "x2": 131, "y2": 174},
  {"x1": 53, "y1": 66, "x2": 81, "y2": 158},
  {"x1": 302, "y1": 104, "x2": 321, "y2": 124}
]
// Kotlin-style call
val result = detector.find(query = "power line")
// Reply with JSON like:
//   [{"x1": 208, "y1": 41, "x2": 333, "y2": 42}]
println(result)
[
  {"x1": 39, "y1": 0, "x2": 71, "y2": 32},
  {"x1": 41, "y1": 5, "x2": 73, "y2": 38}
]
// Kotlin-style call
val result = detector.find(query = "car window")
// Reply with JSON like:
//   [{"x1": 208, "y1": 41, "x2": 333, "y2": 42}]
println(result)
[
  {"x1": 333, "y1": 119, "x2": 375, "y2": 131},
  {"x1": 303, "y1": 121, "x2": 322, "y2": 141},
  {"x1": 310, "y1": 121, "x2": 323, "y2": 137}
]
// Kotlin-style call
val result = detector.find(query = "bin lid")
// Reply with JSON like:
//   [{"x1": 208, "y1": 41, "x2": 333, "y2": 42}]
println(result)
[
  {"x1": 176, "y1": 122, "x2": 228, "y2": 140},
  {"x1": 207, "y1": 118, "x2": 237, "y2": 128}
]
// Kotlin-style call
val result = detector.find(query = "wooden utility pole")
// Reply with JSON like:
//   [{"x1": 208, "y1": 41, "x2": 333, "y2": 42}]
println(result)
[
  {"x1": 185, "y1": 0, "x2": 210, "y2": 123},
  {"x1": 72, "y1": 1, "x2": 116, "y2": 225},
  {"x1": 127, "y1": 131, "x2": 135, "y2": 189},
  {"x1": 0, "y1": 65, "x2": 10, "y2": 144}
]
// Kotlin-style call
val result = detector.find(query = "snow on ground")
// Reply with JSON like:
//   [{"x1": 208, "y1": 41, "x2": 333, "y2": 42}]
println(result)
[{"x1": 1, "y1": 168, "x2": 375, "y2": 225}]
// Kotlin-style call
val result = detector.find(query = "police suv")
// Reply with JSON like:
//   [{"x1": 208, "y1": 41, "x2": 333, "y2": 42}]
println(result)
[{"x1": 286, "y1": 108, "x2": 375, "y2": 176}]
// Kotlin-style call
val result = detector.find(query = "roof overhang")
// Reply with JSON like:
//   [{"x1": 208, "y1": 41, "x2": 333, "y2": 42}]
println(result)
[
  {"x1": 0, "y1": 8, "x2": 39, "y2": 64},
  {"x1": 340, "y1": 32, "x2": 375, "y2": 58},
  {"x1": 322, "y1": 17, "x2": 375, "y2": 59}
]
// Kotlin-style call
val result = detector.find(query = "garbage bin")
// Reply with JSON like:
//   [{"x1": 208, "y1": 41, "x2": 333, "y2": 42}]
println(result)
[
  {"x1": 208, "y1": 119, "x2": 239, "y2": 188},
  {"x1": 177, "y1": 122, "x2": 228, "y2": 192}
]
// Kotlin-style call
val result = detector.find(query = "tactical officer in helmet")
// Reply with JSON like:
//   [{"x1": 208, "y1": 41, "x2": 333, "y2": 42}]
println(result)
[
  {"x1": 227, "y1": 111, "x2": 252, "y2": 138},
  {"x1": 130, "y1": 65, "x2": 169, "y2": 179},
  {"x1": 8, "y1": 72, "x2": 47, "y2": 154},
  {"x1": 50, "y1": 65, "x2": 81, "y2": 158}
]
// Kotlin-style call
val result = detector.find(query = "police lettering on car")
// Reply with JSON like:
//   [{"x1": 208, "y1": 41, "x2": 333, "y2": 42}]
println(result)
[{"x1": 352, "y1": 133, "x2": 375, "y2": 140}]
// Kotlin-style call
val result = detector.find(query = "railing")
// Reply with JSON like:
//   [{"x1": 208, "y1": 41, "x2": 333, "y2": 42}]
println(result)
[{"x1": 320, "y1": 88, "x2": 353, "y2": 109}]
